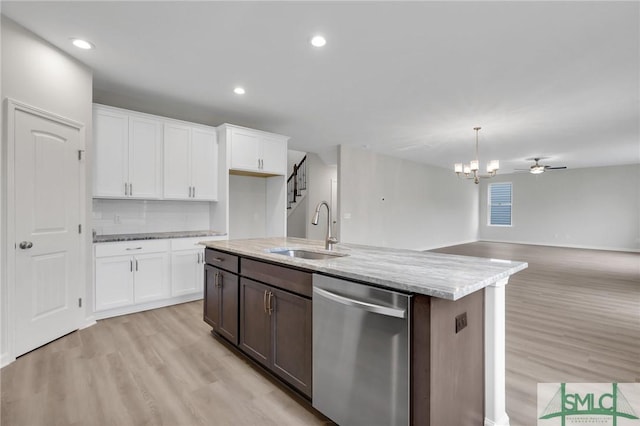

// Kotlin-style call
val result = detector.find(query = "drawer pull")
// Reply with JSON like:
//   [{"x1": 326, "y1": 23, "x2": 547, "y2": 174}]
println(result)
[
  {"x1": 211, "y1": 257, "x2": 224, "y2": 262},
  {"x1": 126, "y1": 247, "x2": 143, "y2": 251}
]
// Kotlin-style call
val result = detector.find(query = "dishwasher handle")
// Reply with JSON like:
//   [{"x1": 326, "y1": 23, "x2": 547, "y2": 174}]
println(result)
[{"x1": 313, "y1": 287, "x2": 406, "y2": 319}]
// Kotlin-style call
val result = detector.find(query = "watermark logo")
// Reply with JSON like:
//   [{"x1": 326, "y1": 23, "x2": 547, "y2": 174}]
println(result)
[{"x1": 538, "y1": 383, "x2": 640, "y2": 426}]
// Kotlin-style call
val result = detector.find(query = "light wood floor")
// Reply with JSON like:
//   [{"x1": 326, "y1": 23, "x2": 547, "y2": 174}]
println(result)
[
  {"x1": 432, "y1": 242, "x2": 640, "y2": 426},
  {"x1": 2, "y1": 242, "x2": 638, "y2": 426}
]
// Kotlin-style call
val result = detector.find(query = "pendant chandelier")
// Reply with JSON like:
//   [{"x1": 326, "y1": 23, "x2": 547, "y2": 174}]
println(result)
[{"x1": 454, "y1": 127, "x2": 499, "y2": 184}]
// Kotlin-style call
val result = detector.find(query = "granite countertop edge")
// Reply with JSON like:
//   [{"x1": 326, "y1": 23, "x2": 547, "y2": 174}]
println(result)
[
  {"x1": 94, "y1": 230, "x2": 227, "y2": 243},
  {"x1": 200, "y1": 237, "x2": 528, "y2": 300}
]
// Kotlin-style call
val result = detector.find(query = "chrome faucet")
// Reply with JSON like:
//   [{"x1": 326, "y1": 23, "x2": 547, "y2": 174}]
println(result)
[{"x1": 311, "y1": 201, "x2": 338, "y2": 250}]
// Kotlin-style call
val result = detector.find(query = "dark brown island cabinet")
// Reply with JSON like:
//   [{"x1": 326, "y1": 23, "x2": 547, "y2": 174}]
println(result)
[
  {"x1": 203, "y1": 249, "x2": 239, "y2": 345},
  {"x1": 204, "y1": 248, "x2": 312, "y2": 398},
  {"x1": 203, "y1": 247, "x2": 483, "y2": 424}
]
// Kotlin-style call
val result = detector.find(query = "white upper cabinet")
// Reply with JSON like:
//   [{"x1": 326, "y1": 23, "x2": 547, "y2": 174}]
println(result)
[
  {"x1": 128, "y1": 115, "x2": 163, "y2": 198},
  {"x1": 163, "y1": 123, "x2": 218, "y2": 201},
  {"x1": 224, "y1": 124, "x2": 288, "y2": 176},
  {"x1": 260, "y1": 133, "x2": 288, "y2": 175},
  {"x1": 93, "y1": 107, "x2": 129, "y2": 197},
  {"x1": 93, "y1": 105, "x2": 162, "y2": 199}
]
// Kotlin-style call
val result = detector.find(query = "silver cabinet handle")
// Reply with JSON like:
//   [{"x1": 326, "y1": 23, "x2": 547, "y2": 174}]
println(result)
[
  {"x1": 211, "y1": 257, "x2": 224, "y2": 263},
  {"x1": 193, "y1": 186, "x2": 196, "y2": 198},
  {"x1": 313, "y1": 287, "x2": 406, "y2": 318},
  {"x1": 267, "y1": 291, "x2": 273, "y2": 315},
  {"x1": 124, "y1": 182, "x2": 128, "y2": 196},
  {"x1": 126, "y1": 247, "x2": 143, "y2": 251},
  {"x1": 263, "y1": 290, "x2": 268, "y2": 313},
  {"x1": 129, "y1": 183, "x2": 133, "y2": 196},
  {"x1": 18, "y1": 241, "x2": 33, "y2": 249},
  {"x1": 130, "y1": 259, "x2": 133, "y2": 272},
  {"x1": 135, "y1": 259, "x2": 139, "y2": 271}
]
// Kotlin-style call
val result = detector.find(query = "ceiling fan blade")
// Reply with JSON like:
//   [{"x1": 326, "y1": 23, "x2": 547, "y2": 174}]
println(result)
[
  {"x1": 545, "y1": 166, "x2": 567, "y2": 170},
  {"x1": 513, "y1": 168, "x2": 530, "y2": 171}
]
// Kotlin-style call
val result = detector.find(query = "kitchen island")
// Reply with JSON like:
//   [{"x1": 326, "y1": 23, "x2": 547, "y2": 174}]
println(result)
[{"x1": 201, "y1": 237, "x2": 527, "y2": 426}]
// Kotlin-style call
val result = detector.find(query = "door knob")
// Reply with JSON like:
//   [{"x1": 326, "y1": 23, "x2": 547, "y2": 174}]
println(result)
[{"x1": 19, "y1": 241, "x2": 33, "y2": 249}]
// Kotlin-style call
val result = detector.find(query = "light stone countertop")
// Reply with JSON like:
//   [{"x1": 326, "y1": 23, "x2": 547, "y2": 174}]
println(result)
[
  {"x1": 200, "y1": 237, "x2": 528, "y2": 300},
  {"x1": 95, "y1": 230, "x2": 227, "y2": 243}
]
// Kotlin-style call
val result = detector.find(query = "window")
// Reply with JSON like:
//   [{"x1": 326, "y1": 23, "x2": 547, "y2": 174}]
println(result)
[{"x1": 489, "y1": 182, "x2": 512, "y2": 226}]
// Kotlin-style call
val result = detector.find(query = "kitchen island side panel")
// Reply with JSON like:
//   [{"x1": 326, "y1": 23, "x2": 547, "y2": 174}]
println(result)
[{"x1": 430, "y1": 289, "x2": 484, "y2": 425}]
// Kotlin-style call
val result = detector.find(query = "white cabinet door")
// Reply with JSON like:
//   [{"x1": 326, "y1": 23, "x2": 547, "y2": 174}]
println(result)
[
  {"x1": 94, "y1": 108, "x2": 128, "y2": 197},
  {"x1": 128, "y1": 115, "x2": 162, "y2": 199},
  {"x1": 171, "y1": 249, "x2": 204, "y2": 296},
  {"x1": 260, "y1": 134, "x2": 287, "y2": 175},
  {"x1": 191, "y1": 128, "x2": 218, "y2": 200},
  {"x1": 163, "y1": 123, "x2": 191, "y2": 199},
  {"x1": 95, "y1": 256, "x2": 135, "y2": 311},
  {"x1": 133, "y1": 252, "x2": 170, "y2": 304},
  {"x1": 230, "y1": 127, "x2": 261, "y2": 171}
]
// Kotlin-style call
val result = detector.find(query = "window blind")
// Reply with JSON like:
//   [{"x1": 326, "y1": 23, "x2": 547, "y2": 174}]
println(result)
[{"x1": 489, "y1": 182, "x2": 512, "y2": 226}]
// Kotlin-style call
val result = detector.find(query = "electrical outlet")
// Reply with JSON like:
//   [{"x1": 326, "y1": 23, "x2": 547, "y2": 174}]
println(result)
[{"x1": 455, "y1": 312, "x2": 468, "y2": 334}]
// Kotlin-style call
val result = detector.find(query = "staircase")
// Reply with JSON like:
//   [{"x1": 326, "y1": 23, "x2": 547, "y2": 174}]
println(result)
[{"x1": 287, "y1": 155, "x2": 307, "y2": 216}]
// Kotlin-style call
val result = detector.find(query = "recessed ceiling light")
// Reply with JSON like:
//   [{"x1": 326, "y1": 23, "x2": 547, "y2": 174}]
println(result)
[
  {"x1": 310, "y1": 35, "x2": 326, "y2": 48},
  {"x1": 234, "y1": 87, "x2": 246, "y2": 95},
  {"x1": 71, "y1": 38, "x2": 94, "y2": 50}
]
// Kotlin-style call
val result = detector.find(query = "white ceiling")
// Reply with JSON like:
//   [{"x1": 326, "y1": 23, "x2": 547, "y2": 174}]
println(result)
[{"x1": 3, "y1": 1, "x2": 639, "y2": 173}]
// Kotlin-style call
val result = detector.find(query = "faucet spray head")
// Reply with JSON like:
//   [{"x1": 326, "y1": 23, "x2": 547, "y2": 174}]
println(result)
[{"x1": 311, "y1": 210, "x2": 320, "y2": 225}]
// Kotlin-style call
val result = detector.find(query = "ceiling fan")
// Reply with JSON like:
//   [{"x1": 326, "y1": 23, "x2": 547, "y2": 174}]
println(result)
[{"x1": 515, "y1": 157, "x2": 567, "y2": 174}]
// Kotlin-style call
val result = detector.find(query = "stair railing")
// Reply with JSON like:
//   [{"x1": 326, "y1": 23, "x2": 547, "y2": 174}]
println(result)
[{"x1": 287, "y1": 155, "x2": 307, "y2": 209}]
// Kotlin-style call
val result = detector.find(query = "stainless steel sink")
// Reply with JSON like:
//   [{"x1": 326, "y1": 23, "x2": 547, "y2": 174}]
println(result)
[{"x1": 269, "y1": 249, "x2": 348, "y2": 260}]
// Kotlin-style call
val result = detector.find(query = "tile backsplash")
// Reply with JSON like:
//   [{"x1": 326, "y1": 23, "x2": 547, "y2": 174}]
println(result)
[{"x1": 92, "y1": 199, "x2": 212, "y2": 235}]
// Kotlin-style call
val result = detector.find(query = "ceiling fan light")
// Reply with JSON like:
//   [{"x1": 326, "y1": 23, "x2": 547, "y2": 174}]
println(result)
[{"x1": 531, "y1": 165, "x2": 545, "y2": 174}]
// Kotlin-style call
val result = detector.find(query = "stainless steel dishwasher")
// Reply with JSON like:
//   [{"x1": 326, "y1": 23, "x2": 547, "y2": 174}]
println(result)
[{"x1": 312, "y1": 274, "x2": 410, "y2": 426}]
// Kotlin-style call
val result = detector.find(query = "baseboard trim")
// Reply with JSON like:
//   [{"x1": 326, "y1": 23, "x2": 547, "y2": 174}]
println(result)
[
  {"x1": 478, "y1": 239, "x2": 639, "y2": 253},
  {"x1": 80, "y1": 316, "x2": 97, "y2": 330},
  {"x1": 93, "y1": 293, "x2": 203, "y2": 321},
  {"x1": 421, "y1": 238, "x2": 480, "y2": 251},
  {"x1": 484, "y1": 416, "x2": 510, "y2": 426},
  {"x1": 1, "y1": 352, "x2": 15, "y2": 369}
]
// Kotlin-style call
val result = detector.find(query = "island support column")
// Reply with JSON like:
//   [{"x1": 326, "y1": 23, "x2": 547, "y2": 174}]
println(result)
[{"x1": 484, "y1": 277, "x2": 510, "y2": 426}]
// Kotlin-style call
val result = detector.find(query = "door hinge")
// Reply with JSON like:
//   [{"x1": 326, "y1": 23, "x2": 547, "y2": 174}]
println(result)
[
  {"x1": 78, "y1": 224, "x2": 82, "y2": 234},
  {"x1": 78, "y1": 298, "x2": 82, "y2": 308},
  {"x1": 78, "y1": 150, "x2": 85, "y2": 160}
]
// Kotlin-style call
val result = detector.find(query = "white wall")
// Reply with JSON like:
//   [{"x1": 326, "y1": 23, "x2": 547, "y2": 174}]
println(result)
[
  {"x1": 338, "y1": 145, "x2": 479, "y2": 250},
  {"x1": 1, "y1": 16, "x2": 93, "y2": 363},
  {"x1": 479, "y1": 164, "x2": 640, "y2": 252},
  {"x1": 228, "y1": 174, "x2": 267, "y2": 239}
]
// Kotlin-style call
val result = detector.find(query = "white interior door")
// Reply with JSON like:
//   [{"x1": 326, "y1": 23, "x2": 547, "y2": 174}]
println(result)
[{"x1": 13, "y1": 106, "x2": 84, "y2": 357}]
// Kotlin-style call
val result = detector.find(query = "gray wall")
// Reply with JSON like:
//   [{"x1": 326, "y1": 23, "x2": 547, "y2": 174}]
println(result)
[
  {"x1": 286, "y1": 152, "x2": 338, "y2": 241},
  {"x1": 228, "y1": 174, "x2": 266, "y2": 239},
  {"x1": 1, "y1": 16, "x2": 93, "y2": 363},
  {"x1": 479, "y1": 164, "x2": 640, "y2": 252},
  {"x1": 287, "y1": 196, "x2": 308, "y2": 238},
  {"x1": 305, "y1": 153, "x2": 338, "y2": 242},
  {"x1": 338, "y1": 145, "x2": 479, "y2": 250}
]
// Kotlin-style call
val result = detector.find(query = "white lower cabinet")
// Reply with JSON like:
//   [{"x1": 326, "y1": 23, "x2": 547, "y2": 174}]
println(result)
[
  {"x1": 94, "y1": 237, "x2": 206, "y2": 319},
  {"x1": 170, "y1": 238, "x2": 205, "y2": 297},
  {"x1": 94, "y1": 256, "x2": 135, "y2": 311}
]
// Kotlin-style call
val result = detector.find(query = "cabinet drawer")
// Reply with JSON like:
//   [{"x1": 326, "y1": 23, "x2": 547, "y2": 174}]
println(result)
[
  {"x1": 171, "y1": 237, "x2": 206, "y2": 251},
  {"x1": 205, "y1": 249, "x2": 239, "y2": 274},
  {"x1": 95, "y1": 239, "x2": 170, "y2": 258},
  {"x1": 241, "y1": 258, "x2": 312, "y2": 298}
]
